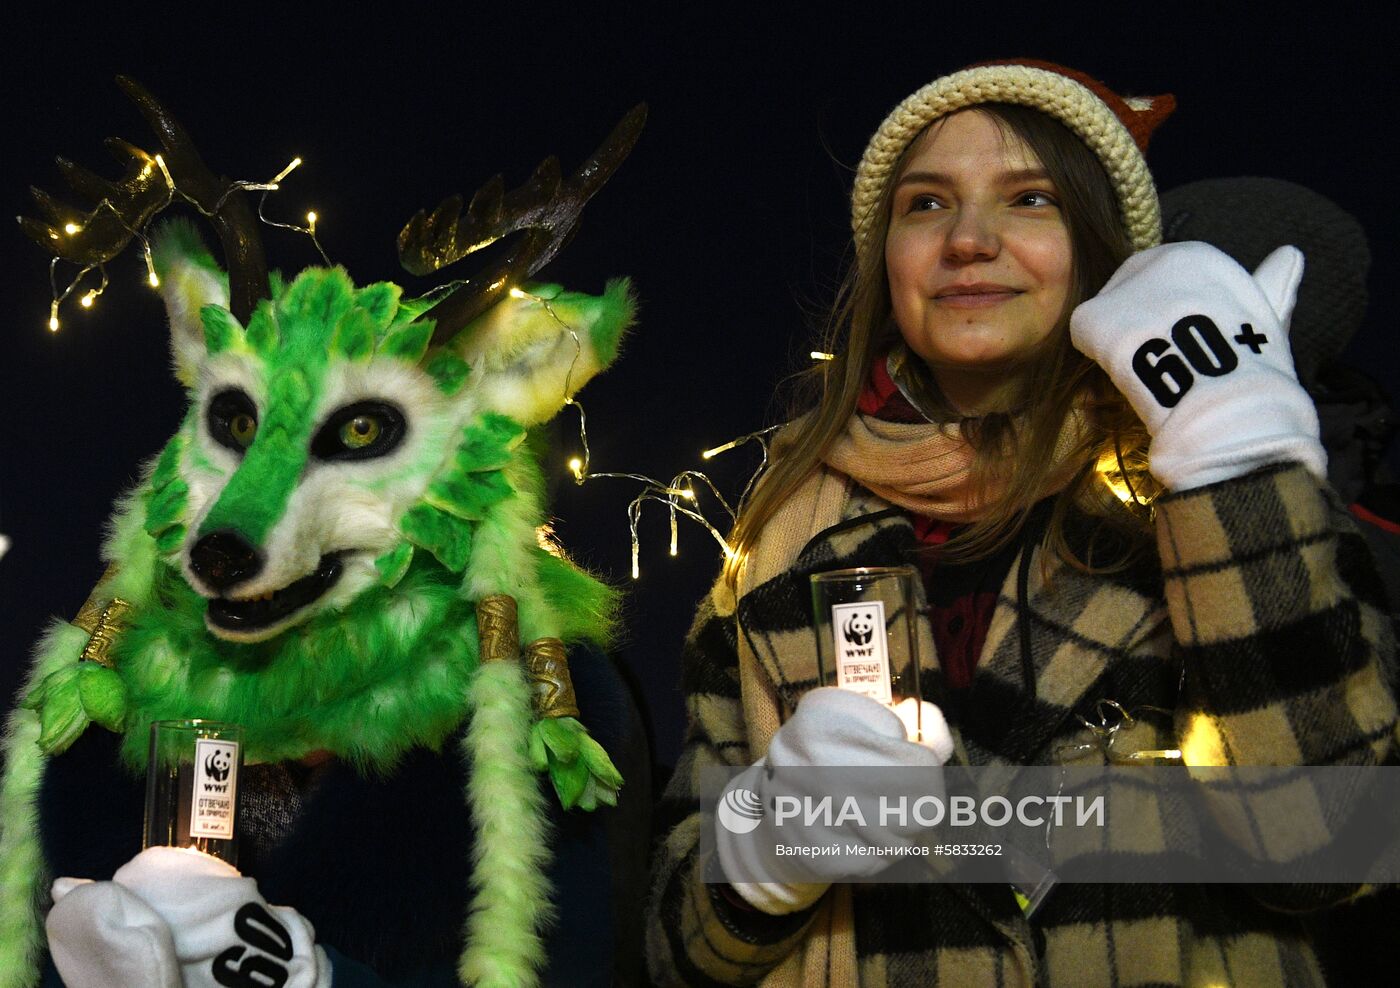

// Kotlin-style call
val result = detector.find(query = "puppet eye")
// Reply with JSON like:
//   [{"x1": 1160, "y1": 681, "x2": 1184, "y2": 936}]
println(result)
[
  {"x1": 208, "y1": 389, "x2": 259, "y2": 453},
  {"x1": 312, "y1": 401, "x2": 405, "y2": 461},
  {"x1": 340, "y1": 416, "x2": 381, "y2": 449}
]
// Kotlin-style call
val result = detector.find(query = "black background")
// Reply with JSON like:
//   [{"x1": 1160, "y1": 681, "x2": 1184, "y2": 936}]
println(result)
[{"x1": 2, "y1": 5, "x2": 1396, "y2": 770}]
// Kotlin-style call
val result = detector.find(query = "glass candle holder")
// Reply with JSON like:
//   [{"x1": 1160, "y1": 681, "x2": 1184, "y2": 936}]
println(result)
[
  {"x1": 143, "y1": 719, "x2": 243, "y2": 866},
  {"x1": 810, "y1": 565, "x2": 923, "y2": 740}
]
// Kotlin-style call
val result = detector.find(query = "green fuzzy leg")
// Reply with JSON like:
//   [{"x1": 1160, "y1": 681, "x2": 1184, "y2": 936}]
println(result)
[
  {"x1": 460, "y1": 662, "x2": 552, "y2": 987},
  {"x1": 0, "y1": 621, "x2": 92, "y2": 988},
  {"x1": 0, "y1": 708, "x2": 47, "y2": 988},
  {"x1": 21, "y1": 662, "x2": 127, "y2": 756},
  {"x1": 528, "y1": 716, "x2": 623, "y2": 811}
]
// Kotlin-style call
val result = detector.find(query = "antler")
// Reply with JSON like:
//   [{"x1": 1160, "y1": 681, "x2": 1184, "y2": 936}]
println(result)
[
  {"x1": 398, "y1": 103, "x2": 647, "y2": 345},
  {"x1": 18, "y1": 77, "x2": 270, "y2": 324}
]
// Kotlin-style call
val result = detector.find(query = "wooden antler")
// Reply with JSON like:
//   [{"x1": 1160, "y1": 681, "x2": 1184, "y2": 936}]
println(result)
[
  {"x1": 398, "y1": 103, "x2": 647, "y2": 345},
  {"x1": 18, "y1": 77, "x2": 270, "y2": 324}
]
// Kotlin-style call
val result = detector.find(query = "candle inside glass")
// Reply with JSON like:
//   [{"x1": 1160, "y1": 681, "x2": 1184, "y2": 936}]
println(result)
[
  {"x1": 143, "y1": 719, "x2": 243, "y2": 867},
  {"x1": 810, "y1": 566, "x2": 923, "y2": 741}
]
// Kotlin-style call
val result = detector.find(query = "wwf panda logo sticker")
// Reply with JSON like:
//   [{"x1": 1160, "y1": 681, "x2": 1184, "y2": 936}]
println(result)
[
  {"x1": 830, "y1": 601, "x2": 892, "y2": 705},
  {"x1": 190, "y1": 737, "x2": 239, "y2": 840}
]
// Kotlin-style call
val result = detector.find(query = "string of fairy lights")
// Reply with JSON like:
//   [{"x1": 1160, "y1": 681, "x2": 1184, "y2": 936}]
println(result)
[
  {"x1": 35, "y1": 153, "x2": 777, "y2": 581},
  {"x1": 513, "y1": 285, "x2": 779, "y2": 578},
  {"x1": 40, "y1": 153, "x2": 323, "y2": 334}
]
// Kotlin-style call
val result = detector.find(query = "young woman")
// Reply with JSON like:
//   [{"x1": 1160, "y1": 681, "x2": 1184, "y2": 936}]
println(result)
[{"x1": 647, "y1": 60, "x2": 1397, "y2": 986}]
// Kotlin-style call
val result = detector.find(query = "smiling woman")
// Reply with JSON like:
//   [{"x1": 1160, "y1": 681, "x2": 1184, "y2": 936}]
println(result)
[{"x1": 647, "y1": 59, "x2": 1398, "y2": 987}]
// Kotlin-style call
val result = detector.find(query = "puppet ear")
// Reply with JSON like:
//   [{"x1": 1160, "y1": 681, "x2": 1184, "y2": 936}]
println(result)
[
  {"x1": 451, "y1": 279, "x2": 635, "y2": 425},
  {"x1": 151, "y1": 219, "x2": 231, "y2": 387}
]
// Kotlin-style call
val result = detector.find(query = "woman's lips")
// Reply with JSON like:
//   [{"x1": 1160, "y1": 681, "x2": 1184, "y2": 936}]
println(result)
[{"x1": 932, "y1": 287, "x2": 1022, "y2": 308}]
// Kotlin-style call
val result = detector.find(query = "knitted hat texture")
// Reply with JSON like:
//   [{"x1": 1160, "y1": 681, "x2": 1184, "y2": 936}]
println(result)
[{"x1": 852, "y1": 59, "x2": 1175, "y2": 266}]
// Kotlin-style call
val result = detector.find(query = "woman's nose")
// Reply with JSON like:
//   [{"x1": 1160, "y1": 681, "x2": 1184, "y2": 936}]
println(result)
[{"x1": 943, "y1": 207, "x2": 999, "y2": 263}]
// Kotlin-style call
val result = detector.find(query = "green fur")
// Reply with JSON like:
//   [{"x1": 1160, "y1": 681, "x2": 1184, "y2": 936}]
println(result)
[
  {"x1": 460, "y1": 662, "x2": 552, "y2": 987},
  {"x1": 155, "y1": 525, "x2": 186, "y2": 555},
  {"x1": 115, "y1": 553, "x2": 481, "y2": 770},
  {"x1": 354, "y1": 282, "x2": 401, "y2": 333},
  {"x1": 400, "y1": 504, "x2": 475, "y2": 573},
  {"x1": 457, "y1": 415, "x2": 527, "y2": 472},
  {"x1": 200, "y1": 305, "x2": 245, "y2": 356},
  {"x1": 424, "y1": 351, "x2": 471, "y2": 395},
  {"x1": 331, "y1": 307, "x2": 377, "y2": 360},
  {"x1": 244, "y1": 301, "x2": 281, "y2": 357},
  {"x1": 378, "y1": 320, "x2": 434, "y2": 363},
  {"x1": 560, "y1": 278, "x2": 634, "y2": 367},
  {"x1": 21, "y1": 663, "x2": 127, "y2": 756},
  {"x1": 529, "y1": 716, "x2": 623, "y2": 811},
  {"x1": 374, "y1": 542, "x2": 415, "y2": 589},
  {"x1": 151, "y1": 218, "x2": 223, "y2": 280},
  {"x1": 6, "y1": 223, "x2": 636, "y2": 986},
  {"x1": 424, "y1": 471, "x2": 514, "y2": 522}
]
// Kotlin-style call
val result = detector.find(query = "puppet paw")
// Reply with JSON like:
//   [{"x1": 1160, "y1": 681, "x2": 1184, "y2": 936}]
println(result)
[
  {"x1": 529, "y1": 716, "x2": 623, "y2": 811},
  {"x1": 22, "y1": 663, "x2": 127, "y2": 755}
]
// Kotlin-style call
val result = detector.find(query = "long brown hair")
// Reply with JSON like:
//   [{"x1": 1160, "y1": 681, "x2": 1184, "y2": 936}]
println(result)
[{"x1": 729, "y1": 103, "x2": 1156, "y2": 579}]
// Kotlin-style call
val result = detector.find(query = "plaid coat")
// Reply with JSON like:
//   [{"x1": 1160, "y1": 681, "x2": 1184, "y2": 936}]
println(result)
[{"x1": 646, "y1": 462, "x2": 1398, "y2": 987}]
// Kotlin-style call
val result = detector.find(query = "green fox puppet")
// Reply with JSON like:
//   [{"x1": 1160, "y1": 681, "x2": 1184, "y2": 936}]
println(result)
[{"x1": 1, "y1": 79, "x2": 645, "y2": 987}]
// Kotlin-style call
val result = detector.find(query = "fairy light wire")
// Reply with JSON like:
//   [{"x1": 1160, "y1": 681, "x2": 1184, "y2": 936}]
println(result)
[
  {"x1": 510, "y1": 285, "x2": 773, "y2": 578},
  {"x1": 41, "y1": 153, "x2": 325, "y2": 331}
]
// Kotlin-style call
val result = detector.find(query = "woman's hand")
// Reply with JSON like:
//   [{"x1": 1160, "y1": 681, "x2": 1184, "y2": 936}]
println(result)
[
  {"x1": 1070, "y1": 241, "x2": 1325, "y2": 490},
  {"x1": 713, "y1": 687, "x2": 953, "y2": 915},
  {"x1": 47, "y1": 846, "x2": 330, "y2": 988}
]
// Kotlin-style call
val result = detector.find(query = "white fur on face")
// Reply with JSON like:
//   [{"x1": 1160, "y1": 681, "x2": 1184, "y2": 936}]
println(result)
[{"x1": 179, "y1": 354, "x2": 472, "y2": 641}]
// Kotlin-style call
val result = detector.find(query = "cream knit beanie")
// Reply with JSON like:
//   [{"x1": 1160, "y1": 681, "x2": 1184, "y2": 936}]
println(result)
[{"x1": 852, "y1": 59, "x2": 1174, "y2": 266}]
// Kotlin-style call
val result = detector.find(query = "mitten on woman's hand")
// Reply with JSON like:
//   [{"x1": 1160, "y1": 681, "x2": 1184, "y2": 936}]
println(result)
[
  {"x1": 714, "y1": 687, "x2": 953, "y2": 915},
  {"x1": 1070, "y1": 241, "x2": 1324, "y2": 490},
  {"x1": 49, "y1": 846, "x2": 330, "y2": 988}
]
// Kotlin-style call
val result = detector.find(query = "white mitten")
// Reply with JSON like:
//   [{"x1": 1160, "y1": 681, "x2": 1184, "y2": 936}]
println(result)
[
  {"x1": 714, "y1": 687, "x2": 953, "y2": 915},
  {"x1": 52, "y1": 847, "x2": 331, "y2": 988},
  {"x1": 1070, "y1": 241, "x2": 1324, "y2": 491},
  {"x1": 47, "y1": 878, "x2": 182, "y2": 988}
]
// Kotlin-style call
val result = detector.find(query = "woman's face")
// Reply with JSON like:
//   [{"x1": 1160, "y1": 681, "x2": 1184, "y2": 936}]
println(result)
[{"x1": 884, "y1": 109, "x2": 1073, "y2": 413}]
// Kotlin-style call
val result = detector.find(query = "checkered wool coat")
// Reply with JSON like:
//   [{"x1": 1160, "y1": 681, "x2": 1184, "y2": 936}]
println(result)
[{"x1": 646, "y1": 462, "x2": 1398, "y2": 987}]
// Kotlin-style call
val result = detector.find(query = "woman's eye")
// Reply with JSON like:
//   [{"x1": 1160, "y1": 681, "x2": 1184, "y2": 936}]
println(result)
[
  {"x1": 908, "y1": 194, "x2": 944, "y2": 213},
  {"x1": 207, "y1": 389, "x2": 259, "y2": 454},
  {"x1": 311, "y1": 401, "x2": 405, "y2": 461},
  {"x1": 1015, "y1": 191, "x2": 1058, "y2": 208},
  {"x1": 339, "y1": 416, "x2": 381, "y2": 449}
]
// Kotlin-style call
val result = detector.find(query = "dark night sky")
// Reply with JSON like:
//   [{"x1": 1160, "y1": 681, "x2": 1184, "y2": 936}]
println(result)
[{"x1": 2, "y1": 6, "x2": 1396, "y2": 769}]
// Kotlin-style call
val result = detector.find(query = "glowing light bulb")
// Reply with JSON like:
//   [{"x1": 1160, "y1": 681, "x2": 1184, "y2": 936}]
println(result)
[
  {"x1": 80, "y1": 291, "x2": 95, "y2": 308},
  {"x1": 63, "y1": 223, "x2": 80, "y2": 235},
  {"x1": 508, "y1": 287, "x2": 528, "y2": 299},
  {"x1": 305, "y1": 211, "x2": 318, "y2": 233},
  {"x1": 48, "y1": 301, "x2": 60, "y2": 332},
  {"x1": 148, "y1": 270, "x2": 160, "y2": 288},
  {"x1": 271, "y1": 157, "x2": 303, "y2": 185},
  {"x1": 810, "y1": 351, "x2": 835, "y2": 361},
  {"x1": 568, "y1": 457, "x2": 584, "y2": 481}
]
